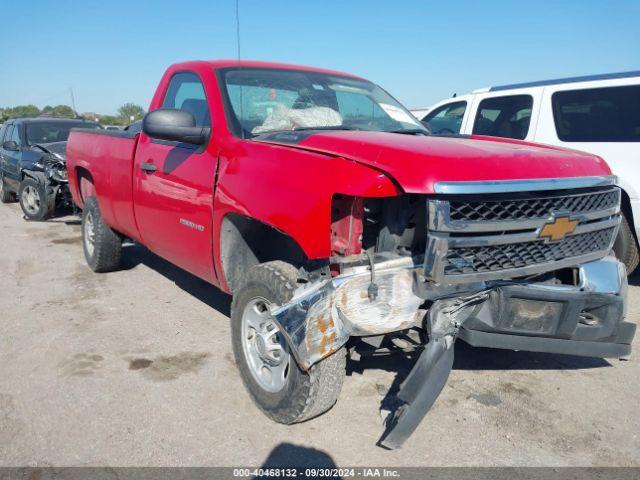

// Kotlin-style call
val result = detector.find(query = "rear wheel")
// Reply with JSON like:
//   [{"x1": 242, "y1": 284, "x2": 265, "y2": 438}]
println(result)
[
  {"x1": 82, "y1": 196, "x2": 122, "y2": 272},
  {"x1": 231, "y1": 261, "x2": 346, "y2": 424},
  {"x1": 18, "y1": 177, "x2": 53, "y2": 221},
  {"x1": 0, "y1": 174, "x2": 16, "y2": 203},
  {"x1": 613, "y1": 213, "x2": 639, "y2": 275}
]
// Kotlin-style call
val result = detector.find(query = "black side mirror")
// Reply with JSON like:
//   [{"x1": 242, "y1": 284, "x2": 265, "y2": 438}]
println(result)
[
  {"x1": 142, "y1": 109, "x2": 209, "y2": 145},
  {"x1": 2, "y1": 140, "x2": 19, "y2": 151}
]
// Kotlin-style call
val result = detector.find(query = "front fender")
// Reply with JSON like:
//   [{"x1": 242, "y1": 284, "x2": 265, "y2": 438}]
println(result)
[
  {"x1": 21, "y1": 169, "x2": 47, "y2": 185},
  {"x1": 19, "y1": 150, "x2": 46, "y2": 175},
  {"x1": 211, "y1": 140, "x2": 402, "y2": 291}
]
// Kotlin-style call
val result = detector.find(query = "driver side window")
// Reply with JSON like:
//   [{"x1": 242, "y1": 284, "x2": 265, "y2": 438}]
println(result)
[
  {"x1": 162, "y1": 72, "x2": 211, "y2": 128},
  {"x1": 5, "y1": 124, "x2": 21, "y2": 147},
  {"x1": 11, "y1": 126, "x2": 21, "y2": 146},
  {"x1": 1, "y1": 125, "x2": 12, "y2": 145},
  {"x1": 423, "y1": 101, "x2": 467, "y2": 135}
]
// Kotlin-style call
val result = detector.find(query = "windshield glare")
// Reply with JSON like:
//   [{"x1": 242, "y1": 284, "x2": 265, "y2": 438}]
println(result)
[
  {"x1": 26, "y1": 122, "x2": 100, "y2": 145},
  {"x1": 221, "y1": 68, "x2": 426, "y2": 138}
]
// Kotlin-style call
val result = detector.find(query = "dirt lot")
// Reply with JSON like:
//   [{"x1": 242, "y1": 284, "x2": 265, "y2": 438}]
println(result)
[{"x1": 1, "y1": 201, "x2": 639, "y2": 467}]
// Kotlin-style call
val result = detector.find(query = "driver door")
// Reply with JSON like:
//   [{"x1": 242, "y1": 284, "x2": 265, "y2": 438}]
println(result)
[
  {"x1": 132, "y1": 71, "x2": 217, "y2": 282},
  {"x1": 2, "y1": 124, "x2": 23, "y2": 189}
]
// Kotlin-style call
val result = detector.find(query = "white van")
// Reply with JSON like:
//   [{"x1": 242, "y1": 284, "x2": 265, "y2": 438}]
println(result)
[{"x1": 413, "y1": 71, "x2": 640, "y2": 274}]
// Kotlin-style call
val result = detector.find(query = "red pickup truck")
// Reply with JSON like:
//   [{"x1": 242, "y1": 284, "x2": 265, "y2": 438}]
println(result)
[{"x1": 66, "y1": 60, "x2": 634, "y2": 448}]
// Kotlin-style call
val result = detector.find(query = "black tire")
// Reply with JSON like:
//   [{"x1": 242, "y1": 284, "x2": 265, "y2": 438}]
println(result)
[
  {"x1": 613, "y1": 213, "x2": 639, "y2": 275},
  {"x1": 0, "y1": 174, "x2": 15, "y2": 203},
  {"x1": 231, "y1": 261, "x2": 346, "y2": 424},
  {"x1": 18, "y1": 177, "x2": 53, "y2": 221},
  {"x1": 82, "y1": 196, "x2": 122, "y2": 272}
]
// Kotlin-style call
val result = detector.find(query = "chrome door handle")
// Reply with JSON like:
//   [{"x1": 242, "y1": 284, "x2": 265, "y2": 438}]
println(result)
[{"x1": 140, "y1": 162, "x2": 157, "y2": 173}]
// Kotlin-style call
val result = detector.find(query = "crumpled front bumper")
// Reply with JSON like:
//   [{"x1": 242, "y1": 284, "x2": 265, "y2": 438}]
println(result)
[
  {"x1": 458, "y1": 256, "x2": 634, "y2": 358},
  {"x1": 273, "y1": 256, "x2": 633, "y2": 371},
  {"x1": 272, "y1": 255, "x2": 633, "y2": 449},
  {"x1": 272, "y1": 257, "x2": 423, "y2": 370},
  {"x1": 379, "y1": 256, "x2": 633, "y2": 449}
]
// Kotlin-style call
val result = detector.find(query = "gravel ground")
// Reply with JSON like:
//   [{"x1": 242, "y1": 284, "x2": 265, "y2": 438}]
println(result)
[{"x1": 0, "y1": 202, "x2": 639, "y2": 467}]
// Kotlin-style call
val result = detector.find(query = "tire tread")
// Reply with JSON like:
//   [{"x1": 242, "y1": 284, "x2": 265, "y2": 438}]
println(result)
[
  {"x1": 231, "y1": 261, "x2": 345, "y2": 424},
  {"x1": 82, "y1": 196, "x2": 122, "y2": 272},
  {"x1": 615, "y1": 214, "x2": 639, "y2": 275}
]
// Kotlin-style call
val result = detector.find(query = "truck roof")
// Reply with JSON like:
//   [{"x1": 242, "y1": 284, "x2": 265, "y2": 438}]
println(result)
[
  {"x1": 171, "y1": 59, "x2": 365, "y2": 80},
  {"x1": 489, "y1": 70, "x2": 640, "y2": 92},
  {"x1": 7, "y1": 117, "x2": 92, "y2": 124}
]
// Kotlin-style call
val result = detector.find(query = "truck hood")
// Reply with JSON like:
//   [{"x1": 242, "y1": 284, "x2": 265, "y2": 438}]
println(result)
[
  {"x1": 31, "y1": 141, "x2": 67, "y2": 161},
  {"x1": 254, "y1": 131, "x2": 611, "y2": 193}
]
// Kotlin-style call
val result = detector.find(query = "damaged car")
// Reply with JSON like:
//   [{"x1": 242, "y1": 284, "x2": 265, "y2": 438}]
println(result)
[
  {"x1": 0, "y1": 117, "x2": 101, "y2": 220},
  {"x1": 64, "y1": 60, "x2": 635, "y2": 449}
]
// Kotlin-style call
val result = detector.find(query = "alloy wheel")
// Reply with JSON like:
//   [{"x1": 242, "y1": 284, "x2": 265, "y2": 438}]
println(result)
[
  {"x1": 240, "y1": 297, "x2": 291, "y2": 393},
  {"x1": 22, "y1": 185, "x2": 41, "y2": 215},
  {"x1": 84, "y1": 212, "x2": 96, "y2": 257}
]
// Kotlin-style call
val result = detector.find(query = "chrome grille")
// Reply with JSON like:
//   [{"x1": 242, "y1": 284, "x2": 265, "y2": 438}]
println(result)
[
  {"x1": 444, "y1": 228, "x2": 616, "y2": 275},
  {"x1": 448, "y1": 188, "x2": 619, "y2": 222},
  {"x1": 425, "y1": 182, "x2": 621, "y2": 284}
]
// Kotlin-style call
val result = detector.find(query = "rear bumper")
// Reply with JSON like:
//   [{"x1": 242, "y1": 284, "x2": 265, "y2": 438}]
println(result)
[{"x1": 459, "y1": 256, "x2": 634, "y2": 358}]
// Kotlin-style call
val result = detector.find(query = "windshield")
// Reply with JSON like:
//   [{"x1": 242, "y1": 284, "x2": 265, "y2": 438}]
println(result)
[
  {"x1": 25, "y1": 121, "x2": 100, "y2": 145},
  {"x1": 220, "y1": 68, "x2": 426, "y2": 138}
]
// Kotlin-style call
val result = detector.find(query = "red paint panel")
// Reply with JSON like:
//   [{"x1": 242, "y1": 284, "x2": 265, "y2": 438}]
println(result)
[
  {"x1": 290, "y1": 131, "x2": 612, "y2": 193},
  {"x1": 66, "y1": 131, "x2": 140, "y2": 241},
  {"x1": 132, "y1": 135, "x2": 216, "y2": 282},
  {"x1": 210, "y1": 138, "x2": 400, "y2": 292}
]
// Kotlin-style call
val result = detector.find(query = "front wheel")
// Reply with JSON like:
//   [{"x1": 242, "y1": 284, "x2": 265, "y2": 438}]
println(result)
[
  {"x1": 82, "y1": 196, "x2": 122, "y2": 272},
  {"x1": 613, "y1": 213, "x2": 639, "y2": 275},
  {"x1": 18, "y1": 177, "x2": 53, "y2": 221},
  {"x1": 231, "y1": 261, "x2": 346, "y2": 424}
]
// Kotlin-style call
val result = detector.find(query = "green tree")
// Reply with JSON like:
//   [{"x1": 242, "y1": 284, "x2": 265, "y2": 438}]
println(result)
[
  {"x1": 99, "y1": 115, "x2": 125, "y2": 126},
  {"x1": 117, "y1": 103, "x2": 145, "y2": 123},
  {"x1": 2, "y1": 104, "x2": 40, "y2": 120},
  {"x1": 40, "y1": 104, "x2": 75, "y2": 118},
  {"x1": 52, "y1": 105, "x2": 76, "y2": 117}
]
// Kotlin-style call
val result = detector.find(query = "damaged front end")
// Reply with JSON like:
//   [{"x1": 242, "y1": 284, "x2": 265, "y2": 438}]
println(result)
[
  {"x1": 272, "y1": 256, "x2": 424, "y2": 370},
  {"x1": 270, "y1": 253, "x2": 490, "y2": 449},
  {"x1": 272, "y1": 254, "x2": 632, "y2": 449},
  {"x1": 28, "y1": 142, "x2": 73, "y2": 210},
  {"x1": 273, "y1": 180, "x2": 635, "y2": 449}
]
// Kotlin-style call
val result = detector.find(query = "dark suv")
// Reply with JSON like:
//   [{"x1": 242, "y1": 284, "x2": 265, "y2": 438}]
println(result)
[{"x1": 0, "y1": 117, "x2": 101, "y2": 220}]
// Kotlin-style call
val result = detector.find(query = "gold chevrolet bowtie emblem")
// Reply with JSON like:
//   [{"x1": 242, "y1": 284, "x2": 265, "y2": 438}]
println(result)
[{"x1": 539, "y1": 215, "x2": 578, "y2": 242}]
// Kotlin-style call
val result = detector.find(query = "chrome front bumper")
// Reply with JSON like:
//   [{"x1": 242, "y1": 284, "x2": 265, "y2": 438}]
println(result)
[
  {"x1": 458, "y1": 256, "x2": 634, "y2": 358},
  {"x1": 377, "y1": 255, "x2": 633, "y2": 450},
  {"x1": 272, "y1": 255, "x2": 633, "y2": 370}
]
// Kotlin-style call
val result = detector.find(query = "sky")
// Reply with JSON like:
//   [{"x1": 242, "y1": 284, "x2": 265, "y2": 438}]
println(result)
[{"x1": 1, "y1": 0, "x2": 638, "y2": 115}]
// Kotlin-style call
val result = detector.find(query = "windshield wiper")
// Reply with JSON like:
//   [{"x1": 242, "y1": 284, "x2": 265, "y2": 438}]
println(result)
[
  {"x1": 291, "y1": 125, "x2": 355, "y2": 132},
  {"x1": 387, "y1": 128, "x2": 430, "y2": 136},
  {"x1": 251, "y1": 125, "x2": 355, "y2": 139}
]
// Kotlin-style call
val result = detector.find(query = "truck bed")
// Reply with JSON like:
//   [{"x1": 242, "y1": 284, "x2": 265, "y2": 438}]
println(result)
[{"x1": 66, "y1": 128, "x2": 141, "y2": 241}]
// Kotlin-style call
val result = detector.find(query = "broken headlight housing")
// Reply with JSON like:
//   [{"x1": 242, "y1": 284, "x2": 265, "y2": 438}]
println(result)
[{"x1": 45, "y1": 162, "x2": 68, "y2": 183}]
